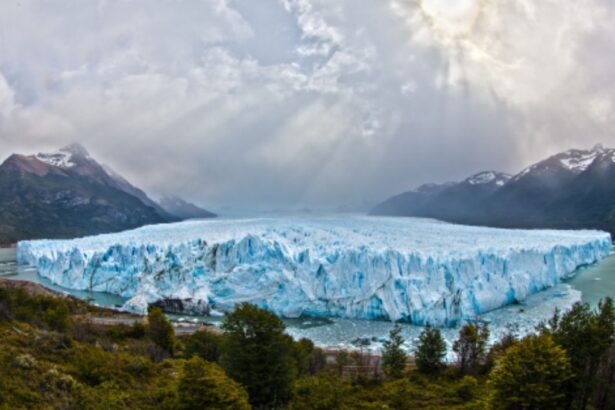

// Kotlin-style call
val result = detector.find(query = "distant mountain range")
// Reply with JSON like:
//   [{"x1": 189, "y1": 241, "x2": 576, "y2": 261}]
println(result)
[
  {"x1": 159, "y1": 195, "x2": 217, "y2": 220},
  {"x1": 0, "y1": 144, "x2": 215, "y2": 244},
  {"x1": 371, "y1": 144, "x2": 615, "y2": 235}
]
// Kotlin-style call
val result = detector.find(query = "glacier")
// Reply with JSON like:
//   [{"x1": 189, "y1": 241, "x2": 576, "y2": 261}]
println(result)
[{"x1": 16, "y1": 216, "x2": 612, "y2": 326}]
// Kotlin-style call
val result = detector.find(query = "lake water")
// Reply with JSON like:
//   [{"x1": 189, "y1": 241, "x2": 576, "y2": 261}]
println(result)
[
  {"x1": 565, "y1": 254, "x2": 615, "y2": 306},
  {"x1": 3, "y1": 247, "x2": 614, "y2": 352}
]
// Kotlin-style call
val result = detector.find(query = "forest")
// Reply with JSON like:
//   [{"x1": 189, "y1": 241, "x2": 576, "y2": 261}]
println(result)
[{"x1": 0, "y1": 282, "x2": 613, "y2": 409}]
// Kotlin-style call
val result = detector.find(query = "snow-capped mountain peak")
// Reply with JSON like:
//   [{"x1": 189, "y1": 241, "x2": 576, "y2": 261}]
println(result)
[
  {"x1": 35, "y1": 150, "x2": 75, "y2": 168},
  {"x1": 512, "y1": 144, "x2": 615, "y2": 182},
  {"x1": 34, "y1": 143, "x2": 91, "y2": 169},
  {"x1": 466, "y1": 171, "x2": 511, "y2": 186},
  {"x1": 558, "y1": 145, "x2": 607, "y2": 173}
]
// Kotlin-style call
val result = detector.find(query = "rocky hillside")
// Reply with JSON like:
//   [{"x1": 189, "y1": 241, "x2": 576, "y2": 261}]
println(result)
[{"x1": 0, "y1": 144, "x2": 177, "y2": 243}]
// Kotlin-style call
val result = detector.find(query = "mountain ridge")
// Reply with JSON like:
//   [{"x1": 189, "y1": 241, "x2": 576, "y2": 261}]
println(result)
[
  {"x1": 371, "y1": 144, "x2": 615, "y2": 235},
  {"x1": 159, "y1": 195, "x2": 217, "y2": 220},
  {"x1": 0, "y1": 144, "x2": 214, "y2": 244}
]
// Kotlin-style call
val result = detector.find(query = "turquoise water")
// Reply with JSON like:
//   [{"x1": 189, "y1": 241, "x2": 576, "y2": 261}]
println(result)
[{"x1": 566, "y1": 253, "x2": 615, "y2": 306}]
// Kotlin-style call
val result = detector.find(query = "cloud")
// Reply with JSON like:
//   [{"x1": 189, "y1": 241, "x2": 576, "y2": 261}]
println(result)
[
  {"x1": 0, "y1": 0, "x2": 614, "y2": 211},
  {"x1": 0, "y1": 73, "x2": 17, "y2": 118}
]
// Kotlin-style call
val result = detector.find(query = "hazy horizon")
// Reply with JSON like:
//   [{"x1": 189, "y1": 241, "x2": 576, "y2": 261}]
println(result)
[{"x1": 1, "y1": 0, "x2": 614, "y2": 210}]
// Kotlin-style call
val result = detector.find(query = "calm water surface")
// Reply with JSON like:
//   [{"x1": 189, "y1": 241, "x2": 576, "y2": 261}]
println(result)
[{"x1": 566, "y1": 253, "x2": 615, "y2": 305}]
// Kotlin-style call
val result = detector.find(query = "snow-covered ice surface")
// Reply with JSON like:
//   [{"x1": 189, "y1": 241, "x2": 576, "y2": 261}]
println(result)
[{"x1": 16, "y1": 216, "x2": 612, "y2": 326}]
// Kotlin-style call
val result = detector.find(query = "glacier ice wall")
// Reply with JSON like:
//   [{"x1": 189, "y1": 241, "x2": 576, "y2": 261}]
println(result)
[{"x1": 16, "y1": 216, "x2": 612, "y2": 326}]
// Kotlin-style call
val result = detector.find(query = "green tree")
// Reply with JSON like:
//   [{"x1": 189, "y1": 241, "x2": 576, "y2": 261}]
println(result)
[
  {"x1": 334, "y1": 351, "x2": 352, "y2": 376},
  {"x1": 146, "y1": 307, "x2": 176, "y2": 356},
  {"x1": 183, "y1": 329, "x2": 223, "y2": 362},
  {"x1": 291, "y1": 338, "x2": 326, "y2": 376},
  {"x1": 414, "y1": 323, "x2": 447, "y2": 374},
  {"x1": 544, "y1": 297, "x2": 615, "y2": 409},
  {"x1": 593, "y1": 343, "x2": 615, "y2": 410},
  {"x1": 382, "y1": 324, "x2": 408, "y2": 379},
  {"x1": 221, "y1": 303, "x2": 296, "y2": 408},
  {"x1": 177, "y1": 356, "x2": 250, "y2": 410},
  {"x1": 293, "y1": 338, "x2": 315, "y2": 377},
  {"x1": 453, "y1": 322, "x2": 489, "y2": 375},
  {"x1": 484, "y1": 333, "x2": 517, "y2": 372},
  {"x1": 307, "y1": 347, "x2": 327, "y2": 375},
  {"x1": 490, "y1": 334, "x2": 572, "y2": 410}
]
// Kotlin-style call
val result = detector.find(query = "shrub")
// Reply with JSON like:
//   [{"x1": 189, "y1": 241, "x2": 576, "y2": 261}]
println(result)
[
  {"x1": 183, "y1": 329, "x2": 223, "y2": 362},
  {"x1": 490, "y1": 334, "x2": 572, "y2": 409},
  {"x1": 291, "y1": 374, "x2": 351, "y2": 410},
  {"x1": 455, "y1": 375, "x2": 478, "y2": 401},
  {"x1": 0, "y1": 287, "x2": 74, "y2": 331},
  {"x1": 177, "y1": 357, "x2": 250, "y2": 410}
]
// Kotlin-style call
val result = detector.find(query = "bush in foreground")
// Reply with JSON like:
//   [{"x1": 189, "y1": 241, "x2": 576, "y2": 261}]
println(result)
[
  {"x1": 177, "y1": 356, "x2": 250, "y2": 410},
  {"x1": 490, "y1": 333, "x2": 572, "y2": 409}
]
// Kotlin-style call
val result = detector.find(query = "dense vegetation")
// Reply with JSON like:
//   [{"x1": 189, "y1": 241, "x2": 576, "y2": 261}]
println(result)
[{"x1": 0, "y1": 284, "x2": 613, "y2": 409}]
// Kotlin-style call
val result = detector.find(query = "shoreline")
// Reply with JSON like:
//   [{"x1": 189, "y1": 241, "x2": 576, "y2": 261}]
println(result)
[{"x1": 0, "y1": 278, "x2": 215, "y2": 335}]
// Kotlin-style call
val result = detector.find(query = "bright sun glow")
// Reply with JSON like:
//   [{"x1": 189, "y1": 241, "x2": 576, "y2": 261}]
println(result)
[
  {"x1": 412, "y1": 0, "x2": 520, "y2": 75},
  {"x1": 419, "y1": 0, "x2": 483, "y2": 38}
]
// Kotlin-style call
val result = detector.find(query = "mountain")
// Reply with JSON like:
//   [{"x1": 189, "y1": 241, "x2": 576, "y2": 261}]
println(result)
[
  {"x1": 371, "y1": 171, "x2": 510, "y2": 220},
  {"x1": 370, "y1": 144, "x2": 615, "y2": 234},
  {"x1": 158, "y1": 195, "x2": 216, "y2": 219},
  {"x1": 0, "y1": 144, "x2": 178, "y2": 244}
]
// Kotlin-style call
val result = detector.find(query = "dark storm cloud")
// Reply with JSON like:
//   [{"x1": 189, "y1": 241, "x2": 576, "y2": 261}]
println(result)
[{"x1": 0, "y1": 0, "x2": 614, "y2": 212}]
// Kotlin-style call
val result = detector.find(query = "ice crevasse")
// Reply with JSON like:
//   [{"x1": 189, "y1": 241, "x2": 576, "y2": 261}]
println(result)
[{"x1": 16, "y1": 216, "x2": 612, "y2": 326}]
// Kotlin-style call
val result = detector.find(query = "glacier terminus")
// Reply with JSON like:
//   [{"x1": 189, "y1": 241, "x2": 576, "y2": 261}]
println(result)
[{"x1": 16, "y1": 216, "x2": 612, "y2": 326}]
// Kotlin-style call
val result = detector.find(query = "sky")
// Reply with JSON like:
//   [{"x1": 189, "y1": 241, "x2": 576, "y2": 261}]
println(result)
[{"x1": 1, "y1": 0, "x2": 614, "y2": 211}]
